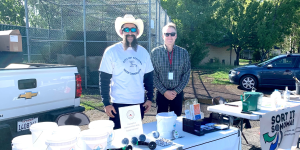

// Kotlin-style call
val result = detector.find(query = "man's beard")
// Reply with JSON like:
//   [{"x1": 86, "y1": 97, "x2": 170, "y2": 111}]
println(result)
[{"x1": 123, "y1": 35, "x2": 138, "y2": 51}]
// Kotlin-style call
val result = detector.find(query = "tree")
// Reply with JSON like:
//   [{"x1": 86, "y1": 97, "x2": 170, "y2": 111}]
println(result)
[
  {"x1": 160, "y1": 0, "x2": 223, "y2": 67},
  {"x1": 214, "y1": 0, "x2": 260, "y2": 65},
  {"x1": 0, "y1": 0, "x2": 25, "y2": 26},
  {"x1": 254, "y1": 0, "x2": 300, "y2": 61}
]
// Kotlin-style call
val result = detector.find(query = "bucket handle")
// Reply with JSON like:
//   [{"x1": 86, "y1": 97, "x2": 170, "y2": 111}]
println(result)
[
  {"x1": 241, "y1": 94, "x2": 252, "y2": 102},
  {"x1": 33, "y1": 131, "x2": 44, "y2": 145}
]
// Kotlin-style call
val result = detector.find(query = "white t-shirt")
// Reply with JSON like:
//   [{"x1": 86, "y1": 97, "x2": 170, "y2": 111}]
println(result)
[{"x1": 99, "y1": 42, "x2": 154, "y2": 104}]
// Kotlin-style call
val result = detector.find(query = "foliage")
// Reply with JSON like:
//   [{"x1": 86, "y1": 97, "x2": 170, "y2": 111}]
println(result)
[
  {"x1": 0, "y1": 0, "x2": 25, "y2": 26},
  {"x1": 252, "y1": 49, "x2": 261, "y2": 62},
  {"x1": 160, "y1": 0, "x2": 224, "y2": 67}
]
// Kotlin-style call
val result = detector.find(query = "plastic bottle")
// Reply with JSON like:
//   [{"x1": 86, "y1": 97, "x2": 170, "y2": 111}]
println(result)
[
  {"x1": 284, "y1": 86, "x2": 290, "y2": 102},
  {"x1": 270, "y1": 89, "x2": 281, "y2": 109}
]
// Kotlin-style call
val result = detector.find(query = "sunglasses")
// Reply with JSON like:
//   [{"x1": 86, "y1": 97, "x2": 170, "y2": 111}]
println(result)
[
  {"x1": 122, "y1": 27, "x2": 137, "y2": 33},
  {"x1": 164, "y1": 32, "x2": 176, "y2": 37}
]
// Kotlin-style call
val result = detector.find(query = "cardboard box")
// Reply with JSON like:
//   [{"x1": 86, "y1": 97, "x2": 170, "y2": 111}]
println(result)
[{"x1": 0, "y1": 30, "x2": 22, "y2": 52}]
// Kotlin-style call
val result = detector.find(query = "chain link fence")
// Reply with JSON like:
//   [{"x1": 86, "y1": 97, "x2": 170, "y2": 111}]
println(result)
[{"x1": 1, "y1": 0, "x2": 171, "y2": 88}]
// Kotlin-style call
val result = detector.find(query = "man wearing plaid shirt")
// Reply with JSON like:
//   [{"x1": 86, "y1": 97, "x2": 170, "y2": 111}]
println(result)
[{"x1": 151, "y1": 23, "x2": 191, "y2": 116}]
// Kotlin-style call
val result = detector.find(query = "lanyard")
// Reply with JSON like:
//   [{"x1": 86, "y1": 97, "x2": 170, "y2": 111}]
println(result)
[{"x1": 167, "y1": 50, "x2": 173, "y2": 68}]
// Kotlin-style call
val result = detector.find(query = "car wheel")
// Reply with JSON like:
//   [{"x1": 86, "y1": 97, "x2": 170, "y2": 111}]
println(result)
[{"x1": 240, "y1": 75, "x2": 257, "y2": 91}]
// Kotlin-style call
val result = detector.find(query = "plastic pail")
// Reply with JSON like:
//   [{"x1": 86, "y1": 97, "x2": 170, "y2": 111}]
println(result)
[
  {"x1": 88, "y1": 120, "x2": 114, "y2": 146},
  {"x1": 30, "y1": 122, "x2": 58, "y2": 149},
  {"x1": 78, "y1": 129, "x2": 108, "y2": 150},
  {"x1": 52, "y1": 125, "x2": 81, "y2": 136},
  {"x1": 12, "y1": 135, "x2": 33, "y2": 150},
  {"x1": 45, "y1": 133, "x2": 77, "y2": 150},
  {"x1": 156, "y1": 112, "x2": 177, "y2": 139}
]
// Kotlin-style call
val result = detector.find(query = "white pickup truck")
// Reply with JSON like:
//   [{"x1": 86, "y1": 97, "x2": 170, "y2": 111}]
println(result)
[{"x1": 0, "y1": 63, "x2": 85, "y2": 149}]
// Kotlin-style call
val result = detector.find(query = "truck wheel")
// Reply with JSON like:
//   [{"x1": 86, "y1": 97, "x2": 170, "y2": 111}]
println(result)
[{"x1": 240, "y1": 75, "x2": 257, "y2": 91}]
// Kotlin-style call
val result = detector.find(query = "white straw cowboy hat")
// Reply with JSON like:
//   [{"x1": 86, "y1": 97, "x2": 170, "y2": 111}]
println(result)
[{"x1": 115, "y1": 14, "x2": 144, "y2": 38}]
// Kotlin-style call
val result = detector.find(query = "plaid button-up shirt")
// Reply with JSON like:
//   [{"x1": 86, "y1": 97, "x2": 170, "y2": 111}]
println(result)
[{"x1": 151, "y1": 45, "x2": 191, "y2": 95}]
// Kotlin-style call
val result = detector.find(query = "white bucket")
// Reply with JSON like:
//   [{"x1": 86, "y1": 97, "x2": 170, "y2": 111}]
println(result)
[
  {"x1": 11, "y1": 135, "x2": 33, "y2": 150},
  {"x1": 45, "y1": 133, "x2": 77, "y2": 150},
  {"x1": 78, "y1": 129, "x2": 108, "y2": 150},
  {"x1": 30, "y1": 122, "x2": 58, "y2": 149},
  {"x1": 88, "y1": 120, "x2": 114, "y2": 146},
  {"x1": 156, "y1": 111, "x2": 177, "y2": 139},
  {"x1": 52, "y1": 125, "x2": 81, "y2": 136}
]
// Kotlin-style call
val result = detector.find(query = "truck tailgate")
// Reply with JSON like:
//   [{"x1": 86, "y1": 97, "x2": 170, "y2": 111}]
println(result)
[{"x1": 0, "y1": 67, "x2": 79, "y2": 121}]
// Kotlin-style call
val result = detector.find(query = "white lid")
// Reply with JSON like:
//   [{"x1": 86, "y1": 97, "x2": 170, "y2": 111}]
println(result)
[
  {"x1": 12, "y1": 135, "x2": 32, "y2": 144},
  {"x1": 80, "y1": 129, "x2": 108, "y2": 139},
  {"x1": 53, "y1": 125, "x2": 81, "y2": 136},
  {"x1": 89, "y1": 120, "x2": 114, "y2": 129},
  {"x1": 30, "y1": 122, "x2": 58, "y2": 131},
  {"x1": 156, "y1": 111, "x2": 177, "y2": 118},
  {"x1": 45, "y1": 134, "x2": 77, "y2": 144}
]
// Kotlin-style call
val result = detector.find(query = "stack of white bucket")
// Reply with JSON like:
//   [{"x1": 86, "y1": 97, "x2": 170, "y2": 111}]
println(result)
[{"x1": 11, "y1": 120, "x2": 114, "y2": 150}]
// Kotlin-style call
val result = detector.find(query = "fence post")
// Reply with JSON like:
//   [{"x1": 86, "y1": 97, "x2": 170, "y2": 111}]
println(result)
[
  {"x1": 155, "y1": 0, "x2": 158, "y2": 47},
  {"x1": 158, "y1": 3, "x2": 161, "y2": 45},
  {"x1": 148, "y1": 0, "x2": 151, "y2": 52},
  {"x1": 24, "y1": 0, "x2": 30, "y2": 62},
  {"x1": 83, "y1": 0, "x2": 87, "y2": 89}
]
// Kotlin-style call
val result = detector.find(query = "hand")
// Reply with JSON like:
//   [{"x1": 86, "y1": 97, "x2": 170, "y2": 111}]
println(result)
[
  {"x1": 164, "y1": 90, "x2": 176, "y2": 100},
  {"x1": 104, "y1": 105, "x2": 116, "y2": 118},
  {"x1": 143, "y1": 100, "x2": 152, "y2": 113},
  {"x1": 171, "y1": 90, "x2": 177, "y2": 95}
]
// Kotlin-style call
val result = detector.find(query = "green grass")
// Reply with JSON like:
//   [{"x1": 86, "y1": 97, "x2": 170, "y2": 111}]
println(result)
[
  {"x1": 80, "y1": 88, "x2": 103, "y2": 110},
  {"x1": 80, "y1": 100, "x2": 104, "y2": 111},
  {"x1": 196, "y1": 65, "x2": 234, "y2": 85}
]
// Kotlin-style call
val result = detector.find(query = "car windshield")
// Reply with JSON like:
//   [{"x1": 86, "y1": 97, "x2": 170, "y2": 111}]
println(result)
[{"x1": 256, "y1": 56, "x2": 282, "y2": 67}]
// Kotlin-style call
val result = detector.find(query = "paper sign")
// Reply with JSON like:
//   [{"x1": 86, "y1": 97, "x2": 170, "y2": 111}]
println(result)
[
  {"x1": 10, "y1": 35, "x2": 18, "y2": 42},
  {"x1": 119, "y1": 105, "x2": 143, "y2": 138}
]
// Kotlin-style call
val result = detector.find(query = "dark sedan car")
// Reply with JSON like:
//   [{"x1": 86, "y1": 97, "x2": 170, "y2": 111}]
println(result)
[{"x1": 229, "y1": 54, "x2": 300, "y2": 90}]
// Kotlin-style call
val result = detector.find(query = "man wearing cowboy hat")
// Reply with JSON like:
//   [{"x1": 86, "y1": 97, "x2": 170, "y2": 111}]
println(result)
[
  {"x1": 151, "y1": 22, "x2": 191, "y2": 116},
  {"x1": 99, "y1": 14, "x2": 154, "y2": 129}
]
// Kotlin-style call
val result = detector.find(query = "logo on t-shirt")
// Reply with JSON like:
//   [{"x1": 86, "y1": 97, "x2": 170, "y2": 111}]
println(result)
[{"x1": 123, "y1": 57, "x2": 142, "y2": 75}]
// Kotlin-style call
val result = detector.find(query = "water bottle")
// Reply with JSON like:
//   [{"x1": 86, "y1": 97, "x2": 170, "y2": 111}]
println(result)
[
  {"x1": 284, "y1": 86, "x2": 290, "y2": 102},
  {"x1": 271, "y1": 89, "x2": 281, "y2": 109}
]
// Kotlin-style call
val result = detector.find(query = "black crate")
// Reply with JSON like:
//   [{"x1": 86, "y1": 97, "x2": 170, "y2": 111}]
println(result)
[
  {"x1": 183, "y1": 117, "x2": 231, "y2": 136},
  {"x1": 182, "y1": 118, "x2": 205, "y2": 136}
]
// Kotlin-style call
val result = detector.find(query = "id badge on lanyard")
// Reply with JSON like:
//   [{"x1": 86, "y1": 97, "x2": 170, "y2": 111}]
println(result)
[
  {"x1": 168, "y1": 72, "x2": 174, "y2": 80},
  {"x1": 168, "y1": 50, "x2": 174, "y2": 80}
]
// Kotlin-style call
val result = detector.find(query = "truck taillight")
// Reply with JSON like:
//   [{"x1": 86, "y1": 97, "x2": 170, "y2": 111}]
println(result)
[{"x1": 75, "y1": 73, "x2": 82, "y2": 98}]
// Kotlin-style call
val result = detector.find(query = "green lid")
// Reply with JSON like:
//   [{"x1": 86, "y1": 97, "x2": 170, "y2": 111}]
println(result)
[{"x1": 244, "y1": 92, "x2": 263, "y2": 96}]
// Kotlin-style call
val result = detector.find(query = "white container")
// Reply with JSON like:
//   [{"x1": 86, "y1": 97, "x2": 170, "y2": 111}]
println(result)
[
  {"x1": 88, "y1": 120, "x2": 114, "y2": 146},
  {"x1": 53, "y1": 125, "x2": 81, "y2": 136},
  {"x1": 78, "y1": 129, "x2": 108, "y2": 150},
  {"x1": 30, "y1": 122, "x2": 58, "y2": 149},
  {"x1": 45, "y1": 133, "x2": 77, "y2": 150},
  {"x1": 156, "y1": 111, "x2": 177, "y2": 139},
  {"x1": 12, "y1": 135, "x2": 33, "y2": 150},
  {"x1": 271, "y1": 89, "x2": 281, "y2": 109}
]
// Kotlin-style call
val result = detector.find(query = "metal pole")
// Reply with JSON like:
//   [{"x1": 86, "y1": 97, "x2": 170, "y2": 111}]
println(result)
[
  {"x1": 24, "y1": 0, "x2": 30, "y2": 62},
  {"x1": 148, "y1": 0, "x2": 151, "y2": 52},
  {"x1": 158, "y1": 4, "x2": 161, "y2": 45},
  {"x1": 83, "y1": 0, "x2": 87, "y2": 89},
  {"x1": 165, "y1": 10, "x2": 167, "y2": 25},
  {"x1": 155, "y1": 0, "x2": 158, "y2": 47}
]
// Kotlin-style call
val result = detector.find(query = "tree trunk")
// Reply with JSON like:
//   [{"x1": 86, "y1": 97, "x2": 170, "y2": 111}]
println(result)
[{"x1": 235, "y1": 46, "x2": 241, "y2": 66}]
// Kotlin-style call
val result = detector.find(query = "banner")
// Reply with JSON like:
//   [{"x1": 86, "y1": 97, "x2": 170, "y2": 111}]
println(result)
[{"x1": 260, "y1": 106, "x2": 300, "y2": 150}]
